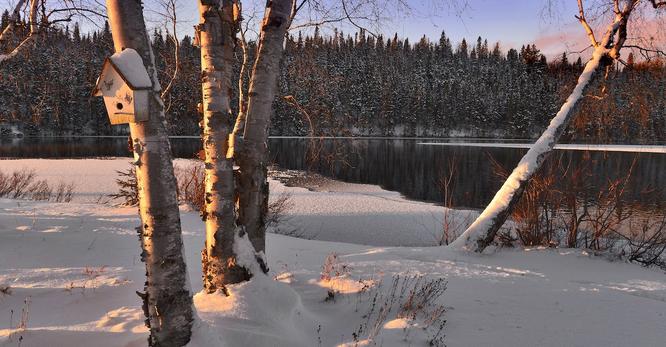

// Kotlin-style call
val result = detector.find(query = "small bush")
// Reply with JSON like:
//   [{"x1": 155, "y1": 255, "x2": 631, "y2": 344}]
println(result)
[
  {"x1": 488, "y1": 152, "x2": 666, "y2": 269},
  {"x1": 174, "y1": 164, "x2": 206, "y2": 212},
  {"x1": 10, "y1": 170, "x2": 36, "y2": 199},
  {"x1": 112, "y1": 163, "x2": 207, "y2": 211},
  {"x1": 353, "y1": 274, "x2": 447, "y2": 346},
  {"x1": 113, "y1": 163, "x2": 294, "y2": 229},
  {"x1": 267, "y1": 191, "x2": 294, "y2": 228},
  {"x1": 52, "y1": 182, "x2": 74, "y2": 203},
  {"x1": 0, "y1": 169, "x2": 74, "y2": 202},
  {"x1": 109, "y1": 166, "x2": 139, "y2": 206},
  {"x1": 321, "y1": 252, "x2": 350, "y2": 281}
]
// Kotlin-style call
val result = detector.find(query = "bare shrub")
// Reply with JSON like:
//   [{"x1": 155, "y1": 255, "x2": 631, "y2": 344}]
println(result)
[
  {"x1": 9, "y1": 170, "x2": 36, "y2": 199},
  {"x1": 320, "y1": 252, "x2": 350, "y2": 281},
  {"x1": 63, "y1": 266, "x2": 109, "y2": 295},
  {"x1": 353, "y1": 274, "x2": 447, "y2": 346},
  {"x1": 490, "y1": 154, "x2": 561, "y2": 247},
  {"x1": 0, "y1": 171, "x2": 11, "y2": 196},
  {"x1": 559, "y1": 156, "x2": 594, "y2": 248},
  {"x1": 9, "y1": 297, "x2": 31, "y2": 344},
  {"x1": 52, "y1": 182, "x2": 74, "y2": 203},
  {"x1": 0, "y1": 169, "x2": 74, "y2": 203},
  {"x1": 25, "y1": 179, "x2": 74, "y2": 202},
  {"x1": 0, "y1": 285, "x2": 11, "y2": 296},
  {"x1": 488, "y1": 151, "x2": 665, "y2": 268},
  {"x1": 28, "y1": 180, "x2": 52, "y2": 201},
  {"x1": 113, "y1": 163, "x2": 293, "y2": 221},
  {"x1": 111, "y1": 163, "x2": 207, "y2": 210},
  {"x1": 82, "y1": 266, "x2": 107, "y2": 292},
  {"x1": 436, "y1": 156, "x2": 473, "y2": 245},
  {"x1": 613, "y1": 215, "x2": 666, "y2": 270},
  {"x1": 174, "y1": 164, "x2": 206, "y2": 212},
  {"x1": 267, "y1": 191, "x2": 294, "y2": 228}
]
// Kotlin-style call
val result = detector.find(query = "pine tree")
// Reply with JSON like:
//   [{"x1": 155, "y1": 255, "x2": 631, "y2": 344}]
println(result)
[{"x1": 1, "y1": 10, "x2": 9, "y2": 31}]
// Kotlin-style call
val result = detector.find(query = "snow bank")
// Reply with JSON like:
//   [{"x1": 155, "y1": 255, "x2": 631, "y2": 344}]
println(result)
[
  {"x1": 0, "y1": 158, "x2": 472, "y2": 246},
  {"x1": 1, "y1": 159, "x2": 664, "y2": 346}
]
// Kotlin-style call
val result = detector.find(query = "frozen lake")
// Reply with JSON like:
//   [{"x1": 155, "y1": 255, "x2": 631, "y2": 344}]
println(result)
[{"x1": 1, "y1": 137, "x2": 665, "y2": 209}]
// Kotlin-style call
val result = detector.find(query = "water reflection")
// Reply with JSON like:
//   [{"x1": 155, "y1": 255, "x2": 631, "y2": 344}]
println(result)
[
  {"x1": 0, "y1": 137, "x2": 201, "y2": 159},
  {"x1": 268, "y1": 138, "x2": 666, "y2": 209}
]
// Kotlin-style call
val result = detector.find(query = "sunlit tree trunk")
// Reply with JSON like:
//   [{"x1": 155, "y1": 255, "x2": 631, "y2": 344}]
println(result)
[
  {"x1": 451, "y1": 1, "x2": 638, "y2": 252},
  {"x1": 197, "y1": 0, "x2": 251, "y2": 293},
  {"x1": 0, "y1": 0, "x2": 38, "y2": 65},
  {"x1": 106, "y1": 1, "x2": 193, "y2": 345},
  {"x1": 237, "y1": 0, "x2": 292, "y2": 256}
]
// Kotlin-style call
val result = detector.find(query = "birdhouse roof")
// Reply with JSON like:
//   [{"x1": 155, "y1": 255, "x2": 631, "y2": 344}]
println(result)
[{"x1": 93, "y1": 48, "x2": 152, "y2": 95}]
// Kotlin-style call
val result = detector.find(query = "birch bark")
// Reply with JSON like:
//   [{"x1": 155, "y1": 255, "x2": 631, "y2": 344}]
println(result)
[
  {"x1": 106, "y1": 1, "x2": 193, "y2": 345},
  {"x1": 198, "y1": 0, "x2": 251, "y2": 292},
  {"x1": 237, "y1": 0, "x2": 293, "y2": 256},
  {"x1": 0, "y1": 0, "x2": 38, "y2": 66}
]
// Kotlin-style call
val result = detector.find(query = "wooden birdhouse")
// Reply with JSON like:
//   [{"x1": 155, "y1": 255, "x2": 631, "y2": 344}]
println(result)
[{"x1": 93, "y1": 48, "x2": 152, "y2": 125}]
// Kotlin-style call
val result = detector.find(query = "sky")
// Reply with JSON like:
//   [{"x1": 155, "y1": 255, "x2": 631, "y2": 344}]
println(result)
[
  {"x1": 160, "y1": 0, "x2": 595, "y2": 60},
  {"x1": 4, "y1": 0, "x2": 663, "y2": 61}
]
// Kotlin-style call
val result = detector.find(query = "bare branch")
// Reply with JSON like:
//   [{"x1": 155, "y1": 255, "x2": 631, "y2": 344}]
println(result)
[
  {"x1": 649, "y1": 0, "x2": 666, "y2": 8},
  {"x1": 575, "y1": 0, "x2": 599, "y2": 47},
  {"x1": 158, "y1": 0, "x2": 180, "y2": 100},
  {"x1": 341, "y1": 0, "x2": 377, "y2": 37}
]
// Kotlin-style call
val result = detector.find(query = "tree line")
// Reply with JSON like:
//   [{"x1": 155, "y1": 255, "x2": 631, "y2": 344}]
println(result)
[{"x1": 1, "y1": 13, "x2": 663, "y2": 142}]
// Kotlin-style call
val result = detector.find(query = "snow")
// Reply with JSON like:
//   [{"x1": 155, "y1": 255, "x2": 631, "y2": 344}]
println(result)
[
  {"x1": 451, "y1": 47, "x2": 610, "y2": 251},
  {"x1": 1, "y1": 159, "x2": 665, "y2": 347},
  {"x1": 108, "y1": 48, "x2": 152, "y2": 89}
]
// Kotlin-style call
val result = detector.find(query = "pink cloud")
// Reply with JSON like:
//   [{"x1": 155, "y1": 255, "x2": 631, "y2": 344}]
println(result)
[{"x1": 532, "y1": 16, "x2": 665, "y2": 61}]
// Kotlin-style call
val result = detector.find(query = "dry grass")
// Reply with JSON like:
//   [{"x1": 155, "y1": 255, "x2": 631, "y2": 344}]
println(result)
[
  {"x1": 352, "y1": 274, "x2": 447, "y2": 346},
  {"x1": 320, "y1": 252, "x2": 351, "y2": 282}
]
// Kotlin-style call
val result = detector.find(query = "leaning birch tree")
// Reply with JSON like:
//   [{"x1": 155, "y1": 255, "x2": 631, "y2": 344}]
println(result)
[
  {"x1": 452, "y1": 0, "x2": 665, "y2": 252},
  {"x1": 105, "y1": 0, "x2": 194, "y2": 345}
]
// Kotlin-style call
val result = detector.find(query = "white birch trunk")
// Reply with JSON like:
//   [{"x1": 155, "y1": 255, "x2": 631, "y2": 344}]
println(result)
[
  {"x1": 198, "y1": 0, "x2": 250, "y2": 293},
  {"x1": 106, "y1": 1, "x2": 193, "y2": 345},
  {"x1": 0, "y1": 0, "x2": 38, "y2": 66},
  {"x1": 238, "y1": 0, "x2": 292, "y2": 257}
]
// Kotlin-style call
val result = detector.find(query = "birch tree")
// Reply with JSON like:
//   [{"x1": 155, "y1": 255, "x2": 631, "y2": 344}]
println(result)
[
  {"x1": 1, "y1": 0, "x2": 105, "y2": 65},
  {"x1": 236, "y1": 0, "x2": 293, "y2": 261},
  {"x1": 105, "y1": 0, "x2": 193, "y2": 345},
  {"x1": 452, "y1": 0, "x2": 665, "y2": 252},
  {"x1": 197, "y1": 0, "x2": 252, "y2": 292},
  {"x1": 197, "y1": 0, "x2": 292, "y2": 293},
  {"x1": 197, "y1": 0, "x2": 390, "y2": 292},
  {"x1": 0, "y1": 0, "x2": 38, "y2": 65}
]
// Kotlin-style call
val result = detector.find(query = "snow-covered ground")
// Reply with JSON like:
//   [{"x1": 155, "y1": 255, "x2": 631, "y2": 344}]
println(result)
[{"x1": 0, "y1": 159, "x2": 664, "y2": 347}]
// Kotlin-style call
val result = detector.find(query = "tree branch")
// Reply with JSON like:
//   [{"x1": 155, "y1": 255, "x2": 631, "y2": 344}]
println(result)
[{"x1": 575, "y1": 0, "x2": 598, "y2": 47}]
